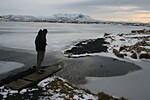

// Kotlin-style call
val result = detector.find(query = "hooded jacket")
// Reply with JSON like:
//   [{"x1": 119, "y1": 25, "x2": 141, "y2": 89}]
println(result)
[{"x1": 35, "y1": 30, "x2": 47, "y2": 51}]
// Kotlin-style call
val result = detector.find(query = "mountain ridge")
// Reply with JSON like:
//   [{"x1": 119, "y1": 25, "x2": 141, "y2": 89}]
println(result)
[
  {"x1": 0, "y1": 14, "x2": 150, "y2": 27},
  {"x1": 1, "y1": 14, "x2": 96, "y2": 22}
]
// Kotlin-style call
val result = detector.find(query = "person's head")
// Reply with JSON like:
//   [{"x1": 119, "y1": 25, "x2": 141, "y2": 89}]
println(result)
[{"x1": 43, "y1": 29, "x2": 48, "y2": 34}]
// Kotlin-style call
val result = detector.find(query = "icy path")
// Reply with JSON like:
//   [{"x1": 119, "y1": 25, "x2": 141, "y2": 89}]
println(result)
[
  {"x1": 0, "y1": 61, "x2": 24, "y2": 74},
  {"x1": 80, "y1": 58, "x2": 150, "y2": 100}
]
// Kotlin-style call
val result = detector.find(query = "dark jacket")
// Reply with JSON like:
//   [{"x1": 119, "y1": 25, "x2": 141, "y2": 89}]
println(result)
[{"x1": 35, "y1": 30, "x2": 47, "y2": 51}]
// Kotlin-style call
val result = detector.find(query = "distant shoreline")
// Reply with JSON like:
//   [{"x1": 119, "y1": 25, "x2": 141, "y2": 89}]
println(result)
[{"x1": 1, "y1": 19, "x2": 150, "y2": 27}]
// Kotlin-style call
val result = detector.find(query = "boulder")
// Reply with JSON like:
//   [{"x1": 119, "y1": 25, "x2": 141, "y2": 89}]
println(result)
[
  {"x1": 131, "y1": 53, "x2": 137, "y2": 59},
  {"x1": 119, "y1": 46, "x2": 128, "y2": 52},
  {"x1": 139, "y1": 53, "x2": 150, "y2": 59},
  {"x1": 131, "y1": 29, "x2": 145, "y2": 34},
  {"x1": 124, "y1": 53, "x2": 127, "y2": 56},
  {"x1": 113, "y1": 49, "x2": 124, "y2": 58},
  {"x1": 104, "y1": 33, "x2": 110, "y2": 37},
  {"x1": 131, "y1": 30, "x2": 137, "y2": 33},
  {"x1": 120, "y1": 39, "x2": 125, "y2": 41},
  {"x1": 117, "y1": 34, "x2": 124, "y2": 36}
]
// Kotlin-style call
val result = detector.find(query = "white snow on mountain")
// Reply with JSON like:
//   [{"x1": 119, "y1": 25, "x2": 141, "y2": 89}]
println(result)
[
  {"x1": 1, "y1": 14, "x2": 150, "y2": 27},
  {"x1": 1, "y1": 15, "x2": 38, "y2": 21},
  {"x1": 1, "y1": 14, "x2": 96, "y2": 22},
  {"x1": 50, "y1": 13, "x2": 95, "y2": 22}
]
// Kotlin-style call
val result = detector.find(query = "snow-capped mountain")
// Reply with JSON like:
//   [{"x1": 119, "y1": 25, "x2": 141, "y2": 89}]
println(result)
[
  {"x1": 1, "y1": 14, "x2": 96, "y2": 22},
  {"x1": 1, "y1": 14, "x2": 150, "y2": 27},
  {"x1": 1, "y1": 15, "x2": 38, "y2": 21},
  {"x1": 50, "y1": 14, "x2": 95, "y2": 22}
]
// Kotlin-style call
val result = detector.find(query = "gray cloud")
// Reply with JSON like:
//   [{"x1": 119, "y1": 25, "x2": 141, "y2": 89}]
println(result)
[
  {"x1": 67, "y1": 0, "x2": 150, "y2": 11},
  {"x1": 60, "y1": 0, "x2": 150, "y2": 17},
  {"x1": 0, "y1": 0, "x2": 149, "y2": 22},
  {"x1": 57, "y1": 0, "x2": 150, "y2": 21}
]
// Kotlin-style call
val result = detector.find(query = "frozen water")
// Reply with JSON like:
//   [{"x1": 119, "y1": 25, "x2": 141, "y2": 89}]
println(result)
[
  {"x1": 0, "y1": 22, "x2": 148, "y2": 52},
  {"x1": 0, "y1": 61, "x2": 24, "y2": 74},
  {"x1": 79, "y1": 54, "x2": 150, "y2": 100},
  {"x1": 0, "y1": 22, "x2": 149, "y2": 99}
]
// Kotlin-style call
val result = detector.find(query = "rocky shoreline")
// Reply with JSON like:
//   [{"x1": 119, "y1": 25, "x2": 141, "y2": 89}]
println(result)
[
  {"x1": 1, "y1": 18, "x2": 150, "y2": 27},
  {"x1": 104, "y1": 29, "x2": 150, "y2": 59},
  {"x1": 63, "y1": 29, "x2": 150, "y2": 60}
]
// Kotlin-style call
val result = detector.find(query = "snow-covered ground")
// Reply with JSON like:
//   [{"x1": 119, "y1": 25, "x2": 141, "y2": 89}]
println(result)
[
  {"x1": 104, "y1": 31, "x2": 150, "y2": 59},
  {"x1": 38, "y1": 76, "x2": 98, "y2": 100},
  {"x1": 0, "y1": 76, "x2": 123, "y2": 100}
]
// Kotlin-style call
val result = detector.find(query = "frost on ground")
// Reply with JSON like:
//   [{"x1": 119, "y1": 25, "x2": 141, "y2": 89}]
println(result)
[
  {"x1": 0, "y1": 76, "x2": 126, "y2": 100},
  {"x1": 104, "y1": 29, "x2": 150, "y2": 59}
]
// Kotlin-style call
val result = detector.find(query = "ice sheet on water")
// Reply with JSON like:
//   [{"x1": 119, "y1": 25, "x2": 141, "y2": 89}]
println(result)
[
  {"x1": 0, "y1": 61, "x2": 24, "y2": 74},
  {"x1": 80, "y1": 60, "x2": 150, "y2": 100},
  {"x1": 0, "y1": 22, "x2": 148, "y2": 51}
]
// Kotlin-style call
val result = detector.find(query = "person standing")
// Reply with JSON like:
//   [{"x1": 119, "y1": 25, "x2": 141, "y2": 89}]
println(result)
[{"x1": 35, "y1": 29, "x2": 48, "y2": 73}]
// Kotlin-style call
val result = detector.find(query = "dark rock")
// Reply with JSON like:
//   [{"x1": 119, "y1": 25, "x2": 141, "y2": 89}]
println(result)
[
  {"x1": 131, "y1": 30, "x2": 144, "y2": 34},
  {"x1": 124, "y1": 53, "x2": 127, "y2": 56},
  {"x1": 131, "y1": 29, "x2": 150, "y2": 34},
  {"x1": 131, "y1": 53, "x2": 138, "y2": 59},
  {"x1": 139, "y1": 53, "x2": 150, "y2": 59},
  {"x1": 113, "y1": 49, "x2": 124, "y2": 58},
  {"x1": 119, "y1": 46, "x2": 128, "y2": 52},
  {"x1": 104, "y1": 33, "x2": 110, "y2": 37},
  {"x1": 118, "y1": 34, "x2": 124, "y2": 36},
  {"x1": 131, "y1": 30, "x2": 137, "y2": 33},
  {"x1": 131, "y1": 51, "x2": 134, "y2": 53},
  {"x1": 120, "y1": 39, "x2": 125, "y2": 41}
]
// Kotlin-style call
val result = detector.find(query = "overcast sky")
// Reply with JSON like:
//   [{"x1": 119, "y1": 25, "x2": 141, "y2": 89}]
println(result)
[{"x1": 0, "y1": 0, "x2": 150, "y2": 22}]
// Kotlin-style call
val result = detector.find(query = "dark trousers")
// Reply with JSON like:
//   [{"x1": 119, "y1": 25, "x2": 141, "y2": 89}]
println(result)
[{"x1": 36, "y1": 51, "x2": 45, "y2": 71}]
